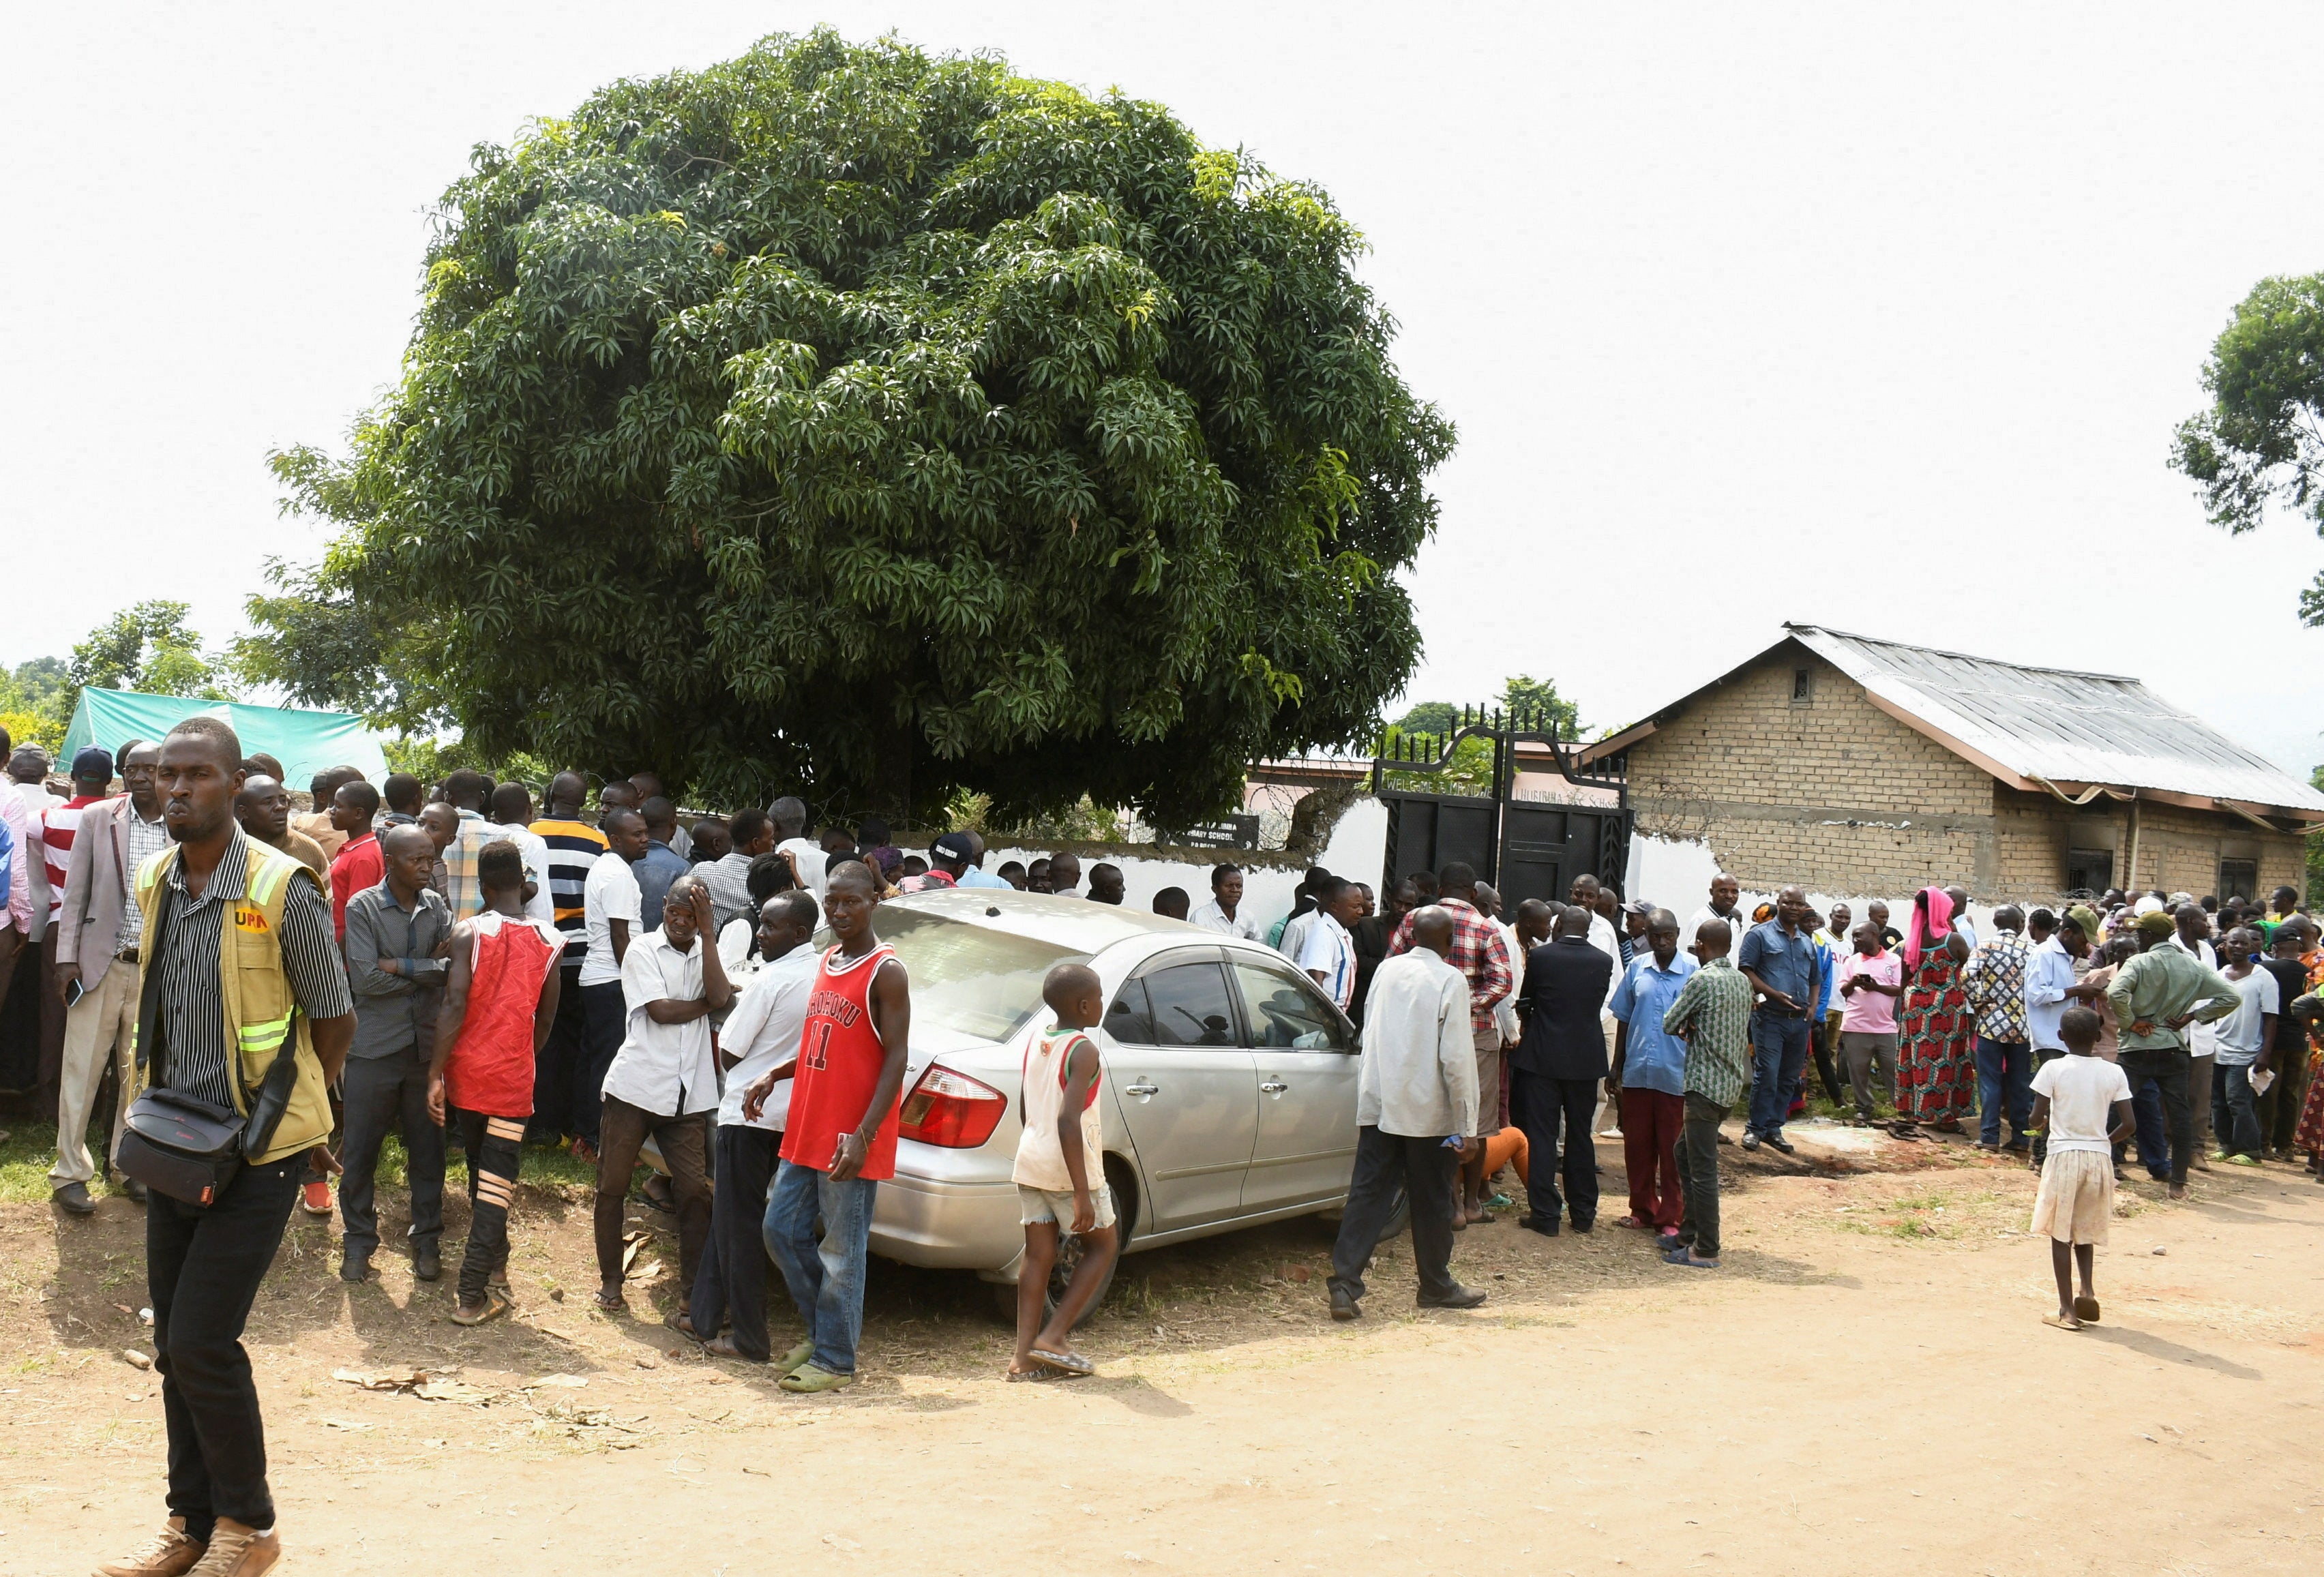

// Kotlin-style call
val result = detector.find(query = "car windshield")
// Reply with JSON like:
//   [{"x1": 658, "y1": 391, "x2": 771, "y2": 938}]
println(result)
[{"x1": 830, "y1": 907, "x2": 1089, "y2": 1045}]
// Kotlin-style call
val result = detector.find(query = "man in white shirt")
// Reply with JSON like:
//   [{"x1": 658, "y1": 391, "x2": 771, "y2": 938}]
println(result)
[
  {"x1": 574, "y1": 808, "x2": 648, "y2": 1162},
  {"x1": 1681, "y1": 872, "x2": 1744, "y2": 959},
  {"x1": 1325, "y1": 906, "x2": 1487, "y2": 1321},
  {"x1": 2167, "y1": 905, "x2": 2224, "y2": 1163},
  {"x1": 1298, "y1": 877, "x2": 1363, "y2": 1012},
  {"x1": 690, "y1": 888, "x2": 820, "y2": 1360},
  {"x1": 1191, "y1": 863, "x2": 1264, "y2": 941},
  {"x1": 594, "y1": 873, "x2": 729, "y2": 1313},
  {"x1": 771, "y1": 796, "x2": 830, "y2": 899},
  {"x1": 485, "y1": 781, "x2": 556, "y2": 926}
]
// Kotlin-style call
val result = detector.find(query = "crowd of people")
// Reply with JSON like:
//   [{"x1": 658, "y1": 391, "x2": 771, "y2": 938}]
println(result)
[
  {"x1": 2, "y1": 716, "x2": 2318, "y2": 1574},
  {"x1": 1222, "y1": 858, "x2": 2323, "y2": 1319}
]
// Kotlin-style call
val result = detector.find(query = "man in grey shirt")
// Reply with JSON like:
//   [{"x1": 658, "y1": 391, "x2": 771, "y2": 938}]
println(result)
[
  {"x1": 1325, "y1": 906, "x2": 1487, "y2": 1321},
  {"x1": 338, "y1": 824, "x2": 454, "y2": 1282}
]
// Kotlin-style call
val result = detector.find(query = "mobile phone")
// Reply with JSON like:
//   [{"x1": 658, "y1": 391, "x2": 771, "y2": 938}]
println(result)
[{"x1": 62, "y1": 977, "x2": 85, "y2": 1010}]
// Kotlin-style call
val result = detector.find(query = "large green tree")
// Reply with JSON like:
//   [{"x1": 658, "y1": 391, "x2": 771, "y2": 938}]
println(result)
[
  {"x1": 66, "y1": 601, "x2": 233, "y2": 719},
  {"x1": 252, "y1": 29, "x2": 1452, "y2": 824},
  {"x1": 2173, "y1": 272, "x2": 2324, "y2": 622}
]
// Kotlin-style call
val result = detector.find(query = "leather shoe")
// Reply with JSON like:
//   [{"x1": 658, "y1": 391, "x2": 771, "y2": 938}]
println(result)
[
  {"x1": 53, "y1": 1182, "x2": 96, "y2": 1216},
  {"x1": 95, "y1": 1516, "x2": 205, "y2": 1576},
  {"x1": 1515, "y1": 1216, "x2": 1558, "y2": 1237},
  {"x1": 413, "y1": 1248, "x2": 442, "y2": 1282},
  {"x1": 1328, "y1": 1286, "x2": 1360, "y2": 1321},
  {"x1": 1763, "y1": 1132, "x2": 1796, "y2": 1155},
  {"x1": 1418, "y1": 1283, "x2": 1488, "y2": 1310},
  {"x1": 339, "y1": 1255, "x2": 372, "y2": 1284},
  {"x1": 117, "y1": 1175, "x2": 149, "y2": 1203}
]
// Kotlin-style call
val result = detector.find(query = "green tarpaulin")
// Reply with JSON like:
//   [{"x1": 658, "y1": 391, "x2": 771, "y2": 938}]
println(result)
[{"x1": 61, "y1": 691, "x2": 389, "y2": 787}]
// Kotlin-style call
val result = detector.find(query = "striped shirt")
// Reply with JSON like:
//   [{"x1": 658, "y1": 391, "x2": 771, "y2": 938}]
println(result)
[
  {"x1": 147, "y1": 827, "x2": 353, "y2": 1110},
  {"x1": 531, "y1": 817, "x2": 608, "y2": 967},
  {"x1": 1661, "y1": 955, "x2": 1755, "y2": 1109},
  {"x1": 40, "y1": 795, "x2": 102, "y2": 927},
  {"x1": 117, "y1": 805, "x2": 170, "y2": 955}
]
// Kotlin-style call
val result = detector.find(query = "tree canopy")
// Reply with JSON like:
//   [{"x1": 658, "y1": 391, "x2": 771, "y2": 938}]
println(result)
[
  {"x1": 250, "y1": 29, "x2": 1452, "y2": 825},
  {"x1": 2173, "y1": 272, "x2": 2324, "y2": 623}
]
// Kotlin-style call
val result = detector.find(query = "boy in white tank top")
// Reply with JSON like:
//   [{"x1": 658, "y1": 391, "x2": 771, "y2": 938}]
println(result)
[{"x1": 1010, "y1": 963, "x2": 1119, "y2": 1381}]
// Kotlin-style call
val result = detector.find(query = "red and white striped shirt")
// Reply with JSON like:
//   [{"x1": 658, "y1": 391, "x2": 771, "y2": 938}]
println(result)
[{"x1": 40, "y1": 796, "x2": 104, "y2": 927}]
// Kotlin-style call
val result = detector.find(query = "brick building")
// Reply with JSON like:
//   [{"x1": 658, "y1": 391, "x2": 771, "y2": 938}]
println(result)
[{"x1": 1581, "y1": 625, "x2": 2324, "y2": 904}]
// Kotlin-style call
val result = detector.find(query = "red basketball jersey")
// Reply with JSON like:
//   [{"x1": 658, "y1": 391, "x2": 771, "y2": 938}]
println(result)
[{"x1": 780, "y1": 942, "x2": 903, "y2": 1181}]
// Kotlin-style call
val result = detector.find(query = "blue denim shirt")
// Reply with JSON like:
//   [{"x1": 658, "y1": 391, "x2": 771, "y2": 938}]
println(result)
[
  {"x1": 1738, "y1": 918, "x2": 1817, "y2": 1008},
  {"x1": 635, "y1": 841, "x2": 691, "y2": 926},
  {"x1": 1607, "y1": 952, "x2": 1698, "y2": 1096}
]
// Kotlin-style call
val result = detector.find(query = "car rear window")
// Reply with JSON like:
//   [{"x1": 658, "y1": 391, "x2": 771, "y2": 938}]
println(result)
[{"x1": 852, "y1": 907, "x2": 1089, "y2": 1044}]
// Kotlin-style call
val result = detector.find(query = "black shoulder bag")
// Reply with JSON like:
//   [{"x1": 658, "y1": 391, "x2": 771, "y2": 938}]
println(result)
[{"x1": 115, "y1": 872, "x2": 304, "y2": 1207}]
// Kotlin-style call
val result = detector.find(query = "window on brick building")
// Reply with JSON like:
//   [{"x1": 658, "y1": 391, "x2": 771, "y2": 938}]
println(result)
[
  {"x1": 1790, "y1": 667, "x2": 1813, "y2": 706},
  {"x1": 2065, "y1": 847, "x2": 2113, "y2": 896},
  {"x1": 2218, "y1": 859, "x2": 2258, "y2": 903}
]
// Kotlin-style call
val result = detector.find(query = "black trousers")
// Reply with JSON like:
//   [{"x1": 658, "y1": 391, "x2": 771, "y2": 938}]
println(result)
[
  {"x1": 528, "y1": 965, "x2": 586, "y2": 1144},
  {"x1": 1673, "y1": 1092, "x2": 1730, "y2": 1258},
  {"x1": 454, "y1": 1109, "x2": 525, "y2": 1304},
  {"x1": 575, "y1": 982, "x2": 627, "y2": 1151},
  {"x1": 2119, "y1": 1045, "x2": 2194, "y2": 1185},
  {"x1": 148, "y1": 1154, "x2": 301, "y2": 1540},
  {"x1": 1512, "y1": 1068, "x2": 1600, "y2": 1229},
  {"x1": 337, "y1": 1044, "x2": 446, "y2": 1262},
  {"x1": 1328, "y1": 1126, "x2": 1458, "y2": 1304},
  {"x1": 690, "y1": 1124, "x2": 779, "y2": 1359}
]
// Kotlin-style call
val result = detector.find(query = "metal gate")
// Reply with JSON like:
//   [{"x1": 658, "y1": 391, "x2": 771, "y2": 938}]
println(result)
[{"x1": 1371, "y1": 705, "x2": 1632, "y2": 911}]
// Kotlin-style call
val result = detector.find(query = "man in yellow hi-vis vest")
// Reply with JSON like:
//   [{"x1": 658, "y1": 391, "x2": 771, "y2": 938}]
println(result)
[{"x1": 96, "y1": 717, "x2": 352, "y2": 1577}]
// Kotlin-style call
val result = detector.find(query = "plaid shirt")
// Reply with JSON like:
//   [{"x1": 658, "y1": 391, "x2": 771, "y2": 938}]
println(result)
[
  {"x1": 1661, "y1": 955, "x2": 1753, "y2": 1109},
  {"x1": 1961, "y1": 929, "x2": 2034, "y2": 1042},
  {"x1": 1387, "y1": 897, "x2": 1513, "y2": 1039}
]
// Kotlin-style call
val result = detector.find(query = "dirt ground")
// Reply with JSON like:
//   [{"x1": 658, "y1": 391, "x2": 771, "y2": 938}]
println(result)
[{"x1": 1, "y1": 1121, "x2": 2321, "y2": 1576}]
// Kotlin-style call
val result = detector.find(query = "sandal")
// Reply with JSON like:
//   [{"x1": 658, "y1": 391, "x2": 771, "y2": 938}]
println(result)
[
  {"x1": 2072, "y1": 1295, "x2": 2100, "y2": 1323},
  {"x1": 593, "y1": 1287, "x2": 625, "y2": 1312},
  {"x1": 1030, "y1": 1347, "x2": 1094, "y2": 1377},
  {"x1": 1662, "y1": 1247, "x2": 1718, "y2": 1270},
  {"x1": 1612, "y1": 1214, "x2": 1650, "y2": 1231},
  {"x1": 666, "y1": 1309, "x2": 702, "y2": 1342},
  {"x1": 1007, "y1": 1366, "x2": 1067, "y2": 1383},
  {"x1": 450, "y1": 1287, "x2": 511, "y2": 1327},
  {"x1": 2042, "y1": 1312, "x2": 2083, "y2": 1332}
]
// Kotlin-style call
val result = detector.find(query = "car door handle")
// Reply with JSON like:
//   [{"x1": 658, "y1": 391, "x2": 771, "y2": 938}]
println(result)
[
  {"x1": 1124, "y1": 1081, "x2": 1159, "y2": 1097},
  {"x1": 1260, "y1": 1079, "x2": 1289, "y2": 1094}
]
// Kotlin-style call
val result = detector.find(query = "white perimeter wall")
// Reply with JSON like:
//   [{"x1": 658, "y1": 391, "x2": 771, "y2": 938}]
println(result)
[{"x1": 1626, "y1": 831, "x2": 2008, "y2": 934}]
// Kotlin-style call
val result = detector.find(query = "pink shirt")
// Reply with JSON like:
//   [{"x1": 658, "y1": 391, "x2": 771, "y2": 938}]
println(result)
[{"x1": 1836, "y1": 948, "x2": 1904, "y2": 1034}]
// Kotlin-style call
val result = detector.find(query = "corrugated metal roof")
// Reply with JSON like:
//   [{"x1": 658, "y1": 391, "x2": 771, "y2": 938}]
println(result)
[{"x1": 1786, "y1": 625, "x2": 2324, "y2": 816}]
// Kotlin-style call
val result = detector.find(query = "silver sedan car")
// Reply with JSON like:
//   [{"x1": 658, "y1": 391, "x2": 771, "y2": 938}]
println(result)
[{"x1": 861, "y1": 888, "x2": 1383, "y2": 1315}]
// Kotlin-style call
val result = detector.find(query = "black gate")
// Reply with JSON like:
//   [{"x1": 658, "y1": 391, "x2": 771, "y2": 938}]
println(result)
[{"x1": 1371, "y1": 706, "x2": 1632, "y2": 912}]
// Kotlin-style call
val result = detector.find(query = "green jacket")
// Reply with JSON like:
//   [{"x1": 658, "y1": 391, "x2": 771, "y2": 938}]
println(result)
[{"x1": 2104, "y1": 945, "x2": 2239, "y2": 1055}]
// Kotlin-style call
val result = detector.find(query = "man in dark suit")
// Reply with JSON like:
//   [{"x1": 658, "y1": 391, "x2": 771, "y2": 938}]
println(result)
[{"x1": 1512, "y1": 904, "x2": 1615, "y2": 1233}]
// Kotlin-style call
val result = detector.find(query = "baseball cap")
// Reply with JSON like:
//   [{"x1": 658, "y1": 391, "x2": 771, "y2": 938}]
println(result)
[
  {"x1": 2134, "y1": 911, "x2": 2177, "y2": 940},
  {"x1": 70, "y1": 745, "x2": 115, "y2": 779},
  {"x1": 931, "y1": 832, "x2": 976, "y2": 861}
]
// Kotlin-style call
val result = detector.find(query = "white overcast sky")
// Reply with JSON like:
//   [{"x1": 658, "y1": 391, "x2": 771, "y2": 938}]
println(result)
[{"x1": 6, "y1": 3, "x2": 2323, "y2": 775}]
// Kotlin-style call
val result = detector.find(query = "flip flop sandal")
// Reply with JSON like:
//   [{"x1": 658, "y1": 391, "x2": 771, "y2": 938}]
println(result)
[
  {"x1": 1007, "y1": 1366, "x2": 1068, "y2": 1383},
  {"x1": 450, "y1": 1287, "x2": 512, "y2": 1327},
  {"x1": 1030, "y1": 1347, "x2": 1095, "y2": 1377},
  {"x1": 1613, "y1": 1215, "x2": 1650, "y2": 1230},
  {"x1": 592, "y1": 1289, "x2": 625, "y2": 1312},
  {"x1": 1663, "y1": 1248, "x2": 1718, "y2": 1270},
  {"x1": 2041, "y1": 1312, "x2": 2083, "y2": 1332},
  {"x1": 2073, "y1": 1295, "x2": 2101, "y2": 1323},
  {"x1": 666, "y1": 1310, "x2": 702, "y2": 1342}
]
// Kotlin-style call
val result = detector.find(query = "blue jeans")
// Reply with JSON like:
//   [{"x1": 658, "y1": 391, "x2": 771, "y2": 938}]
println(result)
[
  {"x1": 2211, "y1": 1062, "x2": 2262, "y2": 1157},
  {"x1": 763, "y1": 1160, "x2": 879, "y2": 1376},
  {"x1": 1973, "y1": 1037, "x2": 2033, "y2": 1146},
  {"x1": 1747, "y1": 1013, "x2": 1812, "y2": 1137}
]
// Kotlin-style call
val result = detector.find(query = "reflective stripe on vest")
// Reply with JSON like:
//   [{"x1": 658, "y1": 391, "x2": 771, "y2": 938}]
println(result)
[{"x1": 237, "y1": 1010, "x2": 294, "y2": 1057}]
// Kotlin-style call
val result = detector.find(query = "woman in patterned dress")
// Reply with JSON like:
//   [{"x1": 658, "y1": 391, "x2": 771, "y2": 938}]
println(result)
[{"x1": 1894, "y1": 885, "x2": 1973, "y2": 1135}]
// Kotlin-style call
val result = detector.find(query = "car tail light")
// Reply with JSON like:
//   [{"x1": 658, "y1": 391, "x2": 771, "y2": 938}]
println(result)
[{"x1": 897, "y1": 1065, "x2": 1007, "y2": 1148}]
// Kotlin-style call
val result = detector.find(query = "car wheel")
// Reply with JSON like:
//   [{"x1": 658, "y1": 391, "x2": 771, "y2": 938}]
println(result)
[{"x1": 990, "y1": 1160, "x2": 1137, "y2": 1331}]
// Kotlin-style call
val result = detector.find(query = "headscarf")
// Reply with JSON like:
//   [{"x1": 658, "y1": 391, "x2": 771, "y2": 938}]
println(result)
[{"x1": 1904, "y1": 884, "x2": 1953, "y2": 970}]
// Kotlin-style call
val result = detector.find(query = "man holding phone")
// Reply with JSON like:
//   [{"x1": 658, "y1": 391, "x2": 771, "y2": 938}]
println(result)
[{"x1": 52, "y1": 740, "x2": 167, "y2": 1214}]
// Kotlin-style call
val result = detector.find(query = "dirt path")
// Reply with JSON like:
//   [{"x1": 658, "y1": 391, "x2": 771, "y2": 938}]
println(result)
[{"x1": 1, "y1": 1130, "x2": 2321, "y2": 1575}]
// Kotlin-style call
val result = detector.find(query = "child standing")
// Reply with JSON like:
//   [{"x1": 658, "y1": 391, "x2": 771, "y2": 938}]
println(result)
[
  {"x1": 427, "y1": 841, "x2": 564, "y2": 1326},
  {"x1": 1010, "y1": 963, "x2": 1120, "y2": 1379},
  {"x1": 2027, "y1": 1005, "x2": 2134, "y2": 1331}
]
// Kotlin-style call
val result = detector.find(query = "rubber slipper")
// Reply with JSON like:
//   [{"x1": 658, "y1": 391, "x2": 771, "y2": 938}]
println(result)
[
  {"x1": 1007, "y1": 1366, "x2": 1067, "y2": 1383},
  {"x1": 2072, "y1": 1295, "x2": 2100, "y2": 1323},
  {"x1": 1613, "y1": 1214, "x2": 1650, "y2": 1230},
  {"x1": 1030, "y1": 1347, "x2": 1094, "y2": 1377},
  {"x1": 2042, "y1": 1312, "x2": 2083, "y2": 1332},
  {"x1": 1663, "y1": 1248, "x2": 1718, "y2": 1269},
  {"x1": 778, "y1": 1363, "x2": 856, "y2": 1393}
]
